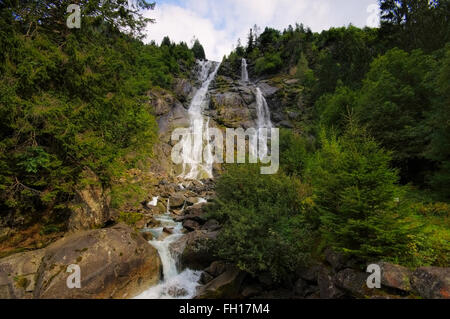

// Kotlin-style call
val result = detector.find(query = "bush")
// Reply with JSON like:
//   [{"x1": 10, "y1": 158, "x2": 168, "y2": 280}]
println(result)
[{"x1": 207, "y1": 164, "x2": 313, "y2": 281}]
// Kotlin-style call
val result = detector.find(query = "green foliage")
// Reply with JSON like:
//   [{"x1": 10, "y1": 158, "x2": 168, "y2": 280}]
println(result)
[
  {"x1": 279, "y1": 129, "x2": 310, "y2": 176},
  {"x1": 379, "y1": 0, "x2": 449, "y2": 52},
  {"x1": 305, "y1": 123, "x2": 423, "y2": 264},
  {"x1": 192, "y1": 39, "x2": 206, "y2": 60},
  {"x1": 0, "y1": 5, "x2": 195, "y2": 228},
  {"x1": 425, "y1": 45, "x2": 450, "y2": 199},
  {"x1": 208, "y1": 165, "x2": 313, "y2": 281},
  {"x1": 316, "y1": 85, "x2": 358, "y2": 132},
  {"x1": 118, "y1": 212, "x2": 143, "y2": 227},
  {"x1": 255, "y1": 53, "x2": 283, "y2": 75},
  {"x1": 356, "y1": 48, "x2": 438, "y2": 183}
]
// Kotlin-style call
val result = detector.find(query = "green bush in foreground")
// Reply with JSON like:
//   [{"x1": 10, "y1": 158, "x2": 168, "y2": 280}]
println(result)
[{"x1": 208, "y1": 164, "x2": 313, "y2": 281}]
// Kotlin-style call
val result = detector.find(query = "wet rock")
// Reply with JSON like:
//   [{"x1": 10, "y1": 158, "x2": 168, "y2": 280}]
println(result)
[
  {"x1": 411, "y1": 267, "x2": 450, "y2": 299},
  {"x1": 200, "y1": 272, "x2": 214, "y2": 285},
  {"x1": 173, "y1": 78, "x2": 193, "y2": 102},
  {"x1": 170, "y1": 231, "x2": 218, "y2": 270},
  {"x1": 168, "y1": 287, "x2": 188, "y2": 298},
  {"x1": 379, "y1": 262, "x2": 412, "y2": 292},
  {"x1": 257, "y1": 82, "x2": 279, "y2": 97},
  {"x1": 196, "y1": 267, "x2": 246, "y2": 299},
  {"x1": 163, "y1": 227, "x2": 174, "y2": 235}
]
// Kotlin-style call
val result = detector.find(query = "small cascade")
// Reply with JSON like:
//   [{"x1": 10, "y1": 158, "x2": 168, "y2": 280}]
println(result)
[
  {"x1": 135, "y1": 214, "x2": 202, "y2": 299},
  {"x1": 241, "y1": 58, "x2": 249, "y2": 82},
  {"x1": 180, "y1": 60, "x2": 221, "y2": 180}
]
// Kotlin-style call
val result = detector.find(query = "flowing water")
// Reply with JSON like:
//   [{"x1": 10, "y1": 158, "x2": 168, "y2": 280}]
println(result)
[
  {"x1": 241, "y1": 58, "x2": 273, "y2": 159},
  {"x1": 180, "y1": 60, "x2": 221, "y2": 180},
  {"x1": 134, "y1": 213, "x2": 202, "y2": 299},
  {"x1": 241, "y1": 58, "x2": 249, "y2": 82}
]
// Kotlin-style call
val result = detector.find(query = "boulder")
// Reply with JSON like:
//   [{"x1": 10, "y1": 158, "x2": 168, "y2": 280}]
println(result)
[
  {"x1": 379, "y1": 262, "x2": 412, "y2": 292},
  {"x1": 0, "y1": 224, "x2": 161, "y2": 299},
  {"x1": 317, "y1": 266, "x2": 344, "y2": 299},
  {"x1": 334, "y1": 268, "x2": 373, "y2": 298},
  {"x1": 411, "y1": 267, "x2": 450, "y2": 299},
  {"x1": 68, "y1": 168, "x2": 111, "y2": 232},
  {"x1": 205, "y1": 261, "x2": 227, "y2": 278},
  {"x1": 0, "y1": 249, "x2": 46, "y2": 299},
  {"x1": 170, "y1": 195, "x2": 186, "y2": 208},
  {"x1": 170, "y1": 231, "x2": 218, "y2": 270},
  {"x1": 183, "y1": 220, "x2": 201, "y2": 232},
  {"x1": 196, "y1": 267, "x2": 246, "y2": 299}
]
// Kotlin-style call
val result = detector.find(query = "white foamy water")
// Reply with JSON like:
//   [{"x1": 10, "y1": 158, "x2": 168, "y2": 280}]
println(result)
[
  {"x1": 180, "y1": 60, "x2": 221, "y2": 180},
  {"x1": 255, "y1": 87, "x2": 273, "y2": 159},
  {"x1": 135, "y1": 214, "x2": 203, "y2": 299}
]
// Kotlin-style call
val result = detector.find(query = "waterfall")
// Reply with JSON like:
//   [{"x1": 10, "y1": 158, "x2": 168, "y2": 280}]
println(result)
[
  {"x1": 255, "y1": 87, "x2": 273, "y2": 159},
  {"x1": 241, "y1": 58, "x2": 249, "y2": 82},
  {"x1": 135, "y1": 214, "x2": 202, "y2": 299},
  {"x1": 180, "y1": 60, "x2": 220, "y2": 180}
]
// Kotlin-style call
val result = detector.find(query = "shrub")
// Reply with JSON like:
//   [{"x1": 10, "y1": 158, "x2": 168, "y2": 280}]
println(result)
[{"x1": 208, "y1": 164, "x2": 313, "y2": 281}]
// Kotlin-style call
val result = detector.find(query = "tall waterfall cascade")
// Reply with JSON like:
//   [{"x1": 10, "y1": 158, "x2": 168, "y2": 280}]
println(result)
[
  {"x1": 241, "y1": 58, "x2": 273, "y2": 159},
  {"x1": 180, "y1": 60, "x2": 221, "y2": 180}
]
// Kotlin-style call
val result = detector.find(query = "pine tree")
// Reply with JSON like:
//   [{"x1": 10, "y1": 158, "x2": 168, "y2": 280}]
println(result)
[{"x1": 306, "y1": 122, "x2": 417, "y2": 262}]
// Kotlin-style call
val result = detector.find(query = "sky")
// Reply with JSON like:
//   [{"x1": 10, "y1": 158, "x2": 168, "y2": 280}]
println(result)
[{"x1": 142, "y1": 0, "x2": 380, "y2": 61}]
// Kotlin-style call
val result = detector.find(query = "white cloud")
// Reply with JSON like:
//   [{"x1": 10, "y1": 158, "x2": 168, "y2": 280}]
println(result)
[{"x1": 143, "y1": 0, "x2": 379, "y2": 61}]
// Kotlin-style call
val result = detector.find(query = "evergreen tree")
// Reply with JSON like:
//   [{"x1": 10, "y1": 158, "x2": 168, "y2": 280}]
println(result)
[
  {"x1": 306, "y1": 123, "x2": 417, "y2": 262},
  {"x1": 192, "y1": 38, "x2": 206, "y2": 60}
]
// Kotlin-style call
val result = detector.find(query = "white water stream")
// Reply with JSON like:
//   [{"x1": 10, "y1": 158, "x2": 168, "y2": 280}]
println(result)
[
  {"x1": 135, "y1": 213, "x2": 202, "y2": 299},
  {"x1": 241, "y1": 58, "x2": 273, "y2": 159},
  {"x1": 180, "y1": 60, "x2": 221, "y2": 180}
]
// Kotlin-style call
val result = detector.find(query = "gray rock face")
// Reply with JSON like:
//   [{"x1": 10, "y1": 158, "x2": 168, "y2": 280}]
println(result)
[
  {"x1": 411, "y1": 267, "x2": 450, "y2": 299},
  {"x1": 0, "y1": 224, "x2": 161, "y2": 299},
  {"x1": 173, "y1": 78, "x2": 194, "y2": 102},
  {"x1": 68, "y1": 168, "x2": 111, "y2": 232},
  {"x1": 256, "y1": 82, "x2": 279, "y2": 97}
]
